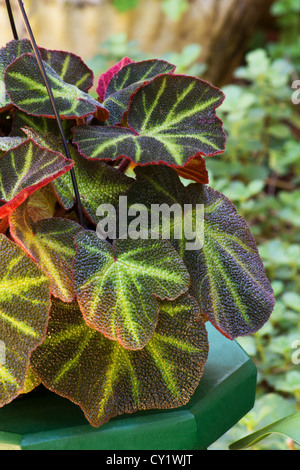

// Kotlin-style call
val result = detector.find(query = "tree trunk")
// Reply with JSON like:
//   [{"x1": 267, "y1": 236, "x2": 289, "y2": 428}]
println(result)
[{"x1": 0, "y1": 0, "x2": 275, "y2": 86}]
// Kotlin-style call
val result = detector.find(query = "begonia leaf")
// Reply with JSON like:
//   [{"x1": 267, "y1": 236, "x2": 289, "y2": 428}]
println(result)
[
  {"x1": 31, "y1": 294, "x2": 208, "y2": 427},
  {"x1": 174, "y1": 153, "x2": 209, "y2": 184},
  {"x1": 9, "y1": 201, "x2": 82, "y2": 302},
  {"x1": 10, "y1": 109, "x2": 74, "y2": 140},
  {"x1": 0, "y1": 139, "x2": 74, "y2": 219},
  {"x1": 97, "y1": 56, "x2": 133, "y2": 102},
  {"x1": 0, "y1": 39, "x2": 94, "y2": 113},
  {"x1": 124, "y1": 165, "x2": 275, "y2": 339},
  {"x1": 22, "y1": 128, "x2": 134, "y2": 219},
  {"x1": 0, "y1": 136, "x2": 26, "y2": 152},
  {"x1": 102, "y1": 59, "x2": 176, "y2": 125},
  {"x1": 0, "y1": 39, "x2": 33, "y2": 112},
  {"x1": 0, "y1": 234, "x2": 51, "y2": 406},
  {"x1": 25, "y1": 185, "x2": 58, "y2": 223},
  {"x1": 22, "y1": 367, "x2": 41, "y2": 395},
  {"x1": 52, "y1": 148, "x2": 134, "y2": 222},
  {"x1": 37, "y1": 46, "x2": 94, "y2": 93},
  {"x1": 4, "y1": 53, "x2": 108, "y2": 120},
  {"x1": 73, "y1": 231, "x2": 190, "y2": 350},
  {"x1": 73, "y1": 74, "x2": 225, "y2": 165}
]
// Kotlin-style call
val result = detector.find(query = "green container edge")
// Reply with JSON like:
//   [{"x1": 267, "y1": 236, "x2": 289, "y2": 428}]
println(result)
[{"x1": 0, "y1": 323, "x2": 257, "y2": 450}]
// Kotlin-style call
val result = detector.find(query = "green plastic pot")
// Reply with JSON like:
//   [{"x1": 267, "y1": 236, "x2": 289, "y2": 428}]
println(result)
[{"x1": 0, "y1": 323, "x2": 257, "y2": 450}]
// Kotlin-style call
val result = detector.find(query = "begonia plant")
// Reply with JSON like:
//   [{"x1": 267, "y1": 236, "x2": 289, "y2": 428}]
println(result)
[{"x1": 0, "y1": 38, "x2": 275, "y2": 427}]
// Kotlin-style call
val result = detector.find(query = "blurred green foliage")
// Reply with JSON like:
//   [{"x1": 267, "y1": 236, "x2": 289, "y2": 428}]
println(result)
[
  {"x1": 111, "y1": 0, "x2": 189, "y2": 21},
  {"x1": 87, "y1": 33, "x2": 205, "y2": 87},
  {"x1": 269, "y1": 0, "x2": 300, "y2": 73},
  {"x1": 208, "y1": 0, "x2": 300, "y2": 451}
]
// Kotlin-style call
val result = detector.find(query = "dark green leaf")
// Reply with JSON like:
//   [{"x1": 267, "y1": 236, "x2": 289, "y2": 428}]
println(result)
[
  {"x1": 0, "y1": 140, "x2": 74, "y2": 219},
  {"x1": 31, "y1": 294, "x2": 208, "y2": 427},
  {"x1": 0, "y1": 39, "x2": 33, "y2": 112},
  {"x1": 73, "y1": 74, "x2": 226, "y2": 165},
  {"x1": 0, "y1": 234, "x2": 51, "y2": 406},
  {"x1": 0, "y1": 39, "x2": 94, "y2": 112},
  {"x1": 102, "y1": 59, "x2": 176, "y2": 125},
  {"x1": 125, "y1": 165, "x2": 275, "y2": 339},
  {"x1": 73, "y1": 231, "x2": 190, "y2": 350},
  {"x1": 4, "y1": 54, "x2": 108, "y2": 120}
]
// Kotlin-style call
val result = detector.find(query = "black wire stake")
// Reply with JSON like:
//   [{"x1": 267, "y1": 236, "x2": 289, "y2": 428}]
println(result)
[
  {"x1": 5, "y1": 0, "x2": 19, "y2": 40},
  {"x1": 14, "y1": 0, "x2": 86, "y2": 229}
]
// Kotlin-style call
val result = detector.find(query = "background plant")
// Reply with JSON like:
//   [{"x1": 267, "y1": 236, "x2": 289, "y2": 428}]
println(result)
[{"x1": 206, "y1": 0, "x2": 300, "y2": 450}]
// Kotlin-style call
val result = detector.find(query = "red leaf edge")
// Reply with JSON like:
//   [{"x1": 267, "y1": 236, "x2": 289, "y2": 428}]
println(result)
[
  {"x1": 4, "y1": 53, "x2": 109, "y2": 121},
  {"x1": 96, "y1": 57, "x2": 134, "y2": 102},
  {"x1": 0, "y1": 141, "x2": 74, "y2": 219},
  {"x1": 172, "y1": 153, "x2": 209, "y2": 184}
]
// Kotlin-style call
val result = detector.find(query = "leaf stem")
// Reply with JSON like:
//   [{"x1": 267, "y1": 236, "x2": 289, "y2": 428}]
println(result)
[
  {"x1": 16, "y1": 0, "x2": 86, "y2": 229},
  {"x1": 5, "y1": 0, "x2": 19, "y2": 40},
  {"x1": 118, "y1": 156, "x2": 132, "y2": 174}
]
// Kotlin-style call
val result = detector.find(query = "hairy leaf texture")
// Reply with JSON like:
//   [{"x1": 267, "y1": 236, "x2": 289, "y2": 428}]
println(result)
[
  {"x1": 0, "y1": 39, "x2": 33, "y2": 112},
  {"x1": 97, "y1": 56, "x2": 134, "y2": 102},
  {"x1": 22, "y1": 128, "x2": 134, "y2": 220},
  {"x1": 0, "y1": 235, "x2": 51, "y2": 406},
  {"x1": 0, "y1": 136, "x2": 26, "y2": 152},
  {"x1": 10, "y1": 110, "x2": 75, "y2": 140},
  {"x1": 9, "y1": 201, "x2": 82, "y2": 302},
  {"x1": 73, "y1": 74, "x2": 225, "y2": 166},
  {"x1": 52, "y1": 148, "x2": 134, "y2": 222},
  {"x1": 4, "y1": 54, "x2": 108, "y2": 120},
  {"x1": 31, "y1": 294, "x2": 208, "y2": 427},
  {"x1": 73, "y1": 231, "x2": 190, "y2": 350},
  {"x1": 101, "y1": 59, "x2": 176, "y2": 125},
  {"x1": 0, "y1": 39, "x2": 94, "y2": 113},
  {"x1": 0, "y1": 140, "x2": 74, "y2": 219},
  {"x1": 124, "y1": 165, "x2": 276, "y2": 339}
]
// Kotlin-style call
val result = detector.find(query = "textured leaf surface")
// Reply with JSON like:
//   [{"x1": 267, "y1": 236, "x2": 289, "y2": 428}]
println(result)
[
  {"x1": 4, "y1": 53, "x2": 108, "y2": 120},
  {"x1": 10, "y1": 202, "x2": 82, "y2": 302},
  {"x1": 185, "y1": 183, "x2": 276, "y2": 338},
  {"x1": 125, "y1": 165, "x2": 275, "y2": 339},
  {"x1": 97, "y1": 56, "x2": 133, "y2": 102},
  {"x1": 0, "y1": 234, "x2": 51, "y2": 406},
  {"x1": 102, "y1": 59, "x2": 176, "y2": 125},
  {"x1": 0, "y1": 39, "x2": 33, "y2": 111},
  {"x1": 22, "y1": 367, "x2": 41, "y2": 394},
  {"x1": 31, "y1": 294, "x2": 208, "y2": 427},
  {"x1": 1, "y1": 39, "x2": 94, "y2": 112},
  {"x1": 0, "y1": 140, "x2": 74, "y2": 219},
  {"x1": 52, "y1": 146, "x2": 134, "y2": 221},
  {"x1": 23, "y1": 129, "x2": 134, "y2": 218},
  {"x1": 38, "y1": 46, "x2": 94, "y2": 93},
  {"x1": 73, "y1": 74, "x2": 225, "y2": 165},
  {"x1": 0, "y1": 136, "x2": 26, "y2": 152},
  {"x1": 73, "y1": 231, "x2": 190, "y2": 350},
  {"x1": 10, "y1": 110, "x2": 74, "y2": 140}
]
